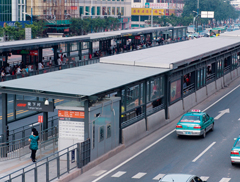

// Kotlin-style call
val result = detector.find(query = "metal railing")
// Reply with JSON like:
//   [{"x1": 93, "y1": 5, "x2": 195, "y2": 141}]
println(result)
[
  {"x1": 0, "y1": 139, "x2": 91, "y2": 182},
  {"x1": 147, "y1": 103, "x2": 164, "y2": 116},
  {"x1": 9, "y1": 115, "x2": 58, "y2": 142},
  {"x1": 224, "y1": 65, "x2": 231, "y2": 74},
  {"x1": 183, "y1": 83, "x2": 195, "y2": 96},
  {"x1": 206, "y1": 73, "x2": 216, "y2": 84},
  {"x1": 0, "y1": 126, "x2": 58, "y2": 161}
]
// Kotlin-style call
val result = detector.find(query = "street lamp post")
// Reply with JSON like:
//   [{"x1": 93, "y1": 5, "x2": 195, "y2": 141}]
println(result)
[
  {"x1": 31, "y1": 0, "x2": 33, "y2": 24},
  {"x1": 151, "y1": 8, "x2": 153, "y2": 27}
]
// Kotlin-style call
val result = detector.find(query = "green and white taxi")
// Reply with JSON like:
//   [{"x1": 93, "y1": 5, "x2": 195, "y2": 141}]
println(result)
[
  {"x1": 230, "y1": 135, "x2": 240, "y2": 165},
  {"x1": 176, "y1": 110, "x2": 214, "y2": 138}
]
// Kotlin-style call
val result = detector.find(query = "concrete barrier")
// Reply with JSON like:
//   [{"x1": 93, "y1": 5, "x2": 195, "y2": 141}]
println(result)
[
  {"x1": 122, "y1": 119, "x2": 146, "y2": 147},
  {"x1": 224, "y1": 72, "x2": 231, "y2": 86},
  {"x1": 147, "y1": 109, "x2": 166, "y2": 133},
  {"x1": 183, "y1": 93, "x2": 197, "y2": 112},
  {"x1": 216, "y1": 77, "x2": 224, "y2": 91},
  {"x1": 231, "y1": 69, "x2": 238, "y2": 81},
  {"x1": 206, "y1": 81, "x2": 216, "y2": 97},
  {"x1": 168, "y1": 100, "x2": 184, "y2": 121},
  {"x1": 238, "y1": 67, "x2": 240, "y2": 76},
  {"x1": 196, "y1": 86, "x2": 207, "y2": 104}
]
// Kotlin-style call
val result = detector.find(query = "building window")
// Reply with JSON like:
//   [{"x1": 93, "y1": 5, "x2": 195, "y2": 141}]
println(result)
[
  {"x1": 117, "y1": 7, "x2": 120, "y2": 14},
  {"x1": 92, "y1": 7, "x2": 95, "y2": 15},
  {"x1": 99, "y1": 126, "x2": 104, "y2": 142},
  {"x1": 97, "y1": 7, "x2": 101, "y2": 15},
  {"x1": 107, "y1": 124, "x2": 111, "y2": 138},
  {"x1": 146, "y1": 0, "x2": 153, "y2": 2},
  {"x1": 79, "y1": 6, "x2": 84, "y2": 16},
  {"x1": 131, "y1": 15, "x2": 139, "y2": 21},
  {"x1": 102, "y1": 6, "x2": 106, "y2": 15},
  {"x1": 134, "y1": 0, "x2": 141, "y2": 2},
  {"x1": 140, "y1": 16, "x2": 149, "y2": 22},
  {"x1": 121, "y1": 7, "x2": 124, "y2": 15},
  {"x1": 43, "y1": 10, "x2": 47, "y2": 14},
  {"x1": 107, "y1": 7, "x2": 111, "y2": 15},
  {"x1": 112, "y1": 7, "x2": 115, "y2": 15},
  {"x1": 85, "y1": 6, "x2": 90, "y2": 15}
]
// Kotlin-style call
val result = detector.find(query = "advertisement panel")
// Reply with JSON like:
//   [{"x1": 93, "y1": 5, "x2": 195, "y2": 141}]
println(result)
[
  {"x1": 58, "y1": 110, "x2": 85, "y2": 119},
  {"x1": 145, "y1": 3, "x2": 184, "y2": 10},
  {"x1": 170, "y1": 79, "x2": 181, "y2": 103}
]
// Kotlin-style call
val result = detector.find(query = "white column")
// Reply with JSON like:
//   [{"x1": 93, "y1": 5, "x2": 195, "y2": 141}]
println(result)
[{"x1": 12, "y1": 0, "x2": 17, "y2": 21}]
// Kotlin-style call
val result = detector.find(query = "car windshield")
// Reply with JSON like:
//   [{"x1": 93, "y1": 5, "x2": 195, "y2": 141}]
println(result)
[
  {"x1": 181, "y1": 115, "x2": 201, "y2": 123},
  {"x1": 235, "y1": 139, "x2": 240, "y2": 147}
]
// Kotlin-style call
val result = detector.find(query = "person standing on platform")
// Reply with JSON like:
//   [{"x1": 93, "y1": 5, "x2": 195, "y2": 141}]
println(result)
[{"x1": 28, "y1": 130, "x2": 39, "y2": 162}]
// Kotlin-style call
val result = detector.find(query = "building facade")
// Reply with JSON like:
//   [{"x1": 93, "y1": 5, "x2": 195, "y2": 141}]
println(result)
[
  {"x1": 0, "y1": 0, "x2": 26, "y2": 22},
  {"x1": 26, "y1": 0, "x2": 131, "y2": 30}
]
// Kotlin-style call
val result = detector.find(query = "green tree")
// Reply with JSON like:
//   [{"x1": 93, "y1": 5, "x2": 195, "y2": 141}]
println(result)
[
  {"x1": 182, "y1": 0, "x2": 238, "y2": 21},
  {"x1": 25, "y1": 20, "x2": 46, "y2": 38}
]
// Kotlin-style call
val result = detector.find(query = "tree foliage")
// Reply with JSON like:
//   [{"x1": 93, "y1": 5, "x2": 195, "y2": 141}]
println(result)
[
  {"x1": 153, "y1": 14, "x2": 194, "y2": 26},
  {"x1": 182, "y1": 0, "x2": 239, "y2": 21},
  {"x1": 70, "y1": 17, "x2": 120, "y2": 36}
]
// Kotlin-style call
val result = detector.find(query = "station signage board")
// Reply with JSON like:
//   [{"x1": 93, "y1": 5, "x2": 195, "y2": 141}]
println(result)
[
  {"x1": 58, "y1": 110, "x2": 85, "y2": 119},
  {"x1": 16, "y1": 100, "x2": 54, "y2": 112}
]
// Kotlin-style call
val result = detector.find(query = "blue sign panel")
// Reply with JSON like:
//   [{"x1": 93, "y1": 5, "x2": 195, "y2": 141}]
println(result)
[{"x1": 0, "y1": 21, "x2": 30, "y2": 28}]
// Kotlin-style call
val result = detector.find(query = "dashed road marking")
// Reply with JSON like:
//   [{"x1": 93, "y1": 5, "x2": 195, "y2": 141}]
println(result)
[
  {"x1": 111, "y1": 171, "x2": 126, "y2": 178},
  {"x1": 132, "y1": 172, "x2": 146, "y2": 179}
]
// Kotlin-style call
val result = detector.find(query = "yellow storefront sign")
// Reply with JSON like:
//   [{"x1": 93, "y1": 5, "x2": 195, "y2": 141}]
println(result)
[{"x1": 131, "y1": 8, "x2": 175, "y2": 16}]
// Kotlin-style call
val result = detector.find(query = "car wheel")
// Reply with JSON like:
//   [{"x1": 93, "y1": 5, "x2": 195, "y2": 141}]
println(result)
[
  {"x1": 210, "y1": 123, "x2": 214, "y2": 131},
  {"x1": 231, "y1": 162, "x2": 235, "y2": 166},
  {"x1": 202, "y1": 129, "x2": 206, "y2": 138}
]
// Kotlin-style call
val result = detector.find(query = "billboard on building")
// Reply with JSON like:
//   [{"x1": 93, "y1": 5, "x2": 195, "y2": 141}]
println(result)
[
  {"x1": 131, "y1": 8, "x2": 175, "y2": 16},
  {"x1": 145, "y1": 3, "x2": 184, "y2": 10}
]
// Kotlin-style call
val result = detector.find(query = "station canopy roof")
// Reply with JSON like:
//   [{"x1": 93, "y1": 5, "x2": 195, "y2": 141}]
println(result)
[
  {"x1": 0, "y1": 26, "x2": 184, "y2": 53},
  {"x1": 0, "y1": 63, "x2": 169, "y2": 99},
  {"x1": 100, "y1": 36, "x2": 240, "y2": 69},
  {"x1": 220, "y1": 29, "x2": 240, "y2": 37}
]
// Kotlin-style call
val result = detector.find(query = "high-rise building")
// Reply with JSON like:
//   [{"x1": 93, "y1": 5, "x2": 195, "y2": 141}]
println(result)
[{"x1": 0, "y1": 0, "x2": 26, "y2": 21}]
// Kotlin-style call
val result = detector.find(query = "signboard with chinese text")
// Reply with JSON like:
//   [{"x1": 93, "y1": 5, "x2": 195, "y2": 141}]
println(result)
[
  {"x1": 131, "y1": 8, "x2": 175, "y2": 16},
  {"x1": 58, "y1": 110, "x2": 85, "y2": 119},
  {"x1": 16, "y1": 100, "x2": 54, "y2": 112},
  {"x1": 145, "y1": 3, "x2": 184, "y2": 9},
  {"x1": 38, "y1": 115, "x2": 43, "y2": 123}
]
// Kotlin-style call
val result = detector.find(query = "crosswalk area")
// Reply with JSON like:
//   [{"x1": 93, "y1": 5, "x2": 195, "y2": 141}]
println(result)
[{"x1": 92, "y1": 170, "x2": 232, "y2": 182}]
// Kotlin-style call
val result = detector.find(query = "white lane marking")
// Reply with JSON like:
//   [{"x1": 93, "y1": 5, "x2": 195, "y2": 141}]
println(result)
[
  {"x1": 238, "y1": 118, "x2": 240, "y2": 121},
  {"x1": 202, "y1": 84, "x2": 240, "y2": 112},
  {"x1": 92, "y1": 129, "x2": 175, "y2": 182},
  {"x1": 219, "y1": 178, "x2": 231, "y2": 182},
  {"x1": 192, "y1": 142, "x2": 216, "y2": 162},
  {"x1": 93, "y1": 83, "x2": 240, "y2": 182},
  {"x1": 132, "y1": 172, "x2": 146, "y2": 179},
  {"x1": 200, "y1": 176, "x2": 209, "y2": 181},
  {"x1": 153, "y1": 174, "x2": 165, "y2": 180},
  {"x1": 214, "y1": 109, "x2": 230, "y2": 120},
  {"x1": 92, "y1": 170, "x2": 107, "y2": 177},
  {"x1": 111, "y1": 171, "x2": 126, "y2": 178},
  {"x1": 29, "y1": 122, "x2": 40, "y2": 127}
]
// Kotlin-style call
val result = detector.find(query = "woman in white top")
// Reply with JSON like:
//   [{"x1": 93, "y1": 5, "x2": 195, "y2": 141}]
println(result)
[{"x1": 16, "y1": 66, "x2": 21, "y2": 74}]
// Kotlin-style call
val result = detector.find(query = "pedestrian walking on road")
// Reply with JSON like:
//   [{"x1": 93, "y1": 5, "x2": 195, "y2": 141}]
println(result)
[{"x1": 29, "y1": 130, "x2": 39, "y2": 162}]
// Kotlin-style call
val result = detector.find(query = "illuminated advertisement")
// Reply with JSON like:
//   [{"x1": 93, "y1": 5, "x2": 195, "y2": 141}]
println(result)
[{"x1": 170, "y1": 79, "x2": 181, "y2": 103}]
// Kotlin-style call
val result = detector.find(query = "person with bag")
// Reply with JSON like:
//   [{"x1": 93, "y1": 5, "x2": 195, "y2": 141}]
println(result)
[{"x1": 28, "y1": 130, "x2": 39, "y2": 162}]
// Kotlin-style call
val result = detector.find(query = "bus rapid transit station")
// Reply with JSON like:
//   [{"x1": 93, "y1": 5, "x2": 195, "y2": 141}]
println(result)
[
  {"x1": 0, "y1": 26, "x2": 187, "y2": 69},
  {"x1": 1, "y1": 31, "x2": 240, "y2": 180}
]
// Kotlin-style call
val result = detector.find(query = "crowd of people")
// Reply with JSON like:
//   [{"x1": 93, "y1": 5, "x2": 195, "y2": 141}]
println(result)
[{"x1": 0, "y1": 53, "x2": 69, "y2": 81}]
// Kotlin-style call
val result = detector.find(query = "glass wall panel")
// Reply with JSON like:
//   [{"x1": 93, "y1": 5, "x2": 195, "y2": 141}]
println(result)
[
  {"x1": 97, "y1": 7, "x2": 101, "y2": 15},
  {"x1": 170, "y1": 79, "x2": 181, "y2": 103},
  {"x1": 7, "y1": 94, "x2": 14, "y2": 122}
]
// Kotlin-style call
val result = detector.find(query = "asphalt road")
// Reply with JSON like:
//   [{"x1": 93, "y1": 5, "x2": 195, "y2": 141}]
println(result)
[{"x1": 71, "y1": 78, "x2": 240, "y2": 182}]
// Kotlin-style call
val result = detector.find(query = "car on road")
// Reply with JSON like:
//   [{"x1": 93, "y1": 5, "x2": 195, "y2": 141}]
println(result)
[
  {"x1": 159, "y1": 174, "x2": 206, "y2": 182},
  {"x1": 176, "y1": 110, "x2": 214, "y2": 138},
  {"x1": 230, "y1": 135, "x2": 240, "y2": 165}
]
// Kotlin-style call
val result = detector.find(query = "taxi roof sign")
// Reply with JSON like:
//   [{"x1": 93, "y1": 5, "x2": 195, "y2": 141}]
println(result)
[{"x1": 191, "y1": 109, "x2": 201, "y2": 112}]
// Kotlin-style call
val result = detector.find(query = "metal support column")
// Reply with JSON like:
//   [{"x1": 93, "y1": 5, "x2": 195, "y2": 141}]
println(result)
[
  {"x1": 67, "y1": 43, "x2": 70, "y2": 57},
  {"x1": 164, "y1": 73, "x2": 169, "y2": 119},
  {"x1": 53, "y1": 46, "x2": 58, "y2": 65},
  {"x1": 2, "y1": 93, "x2": 7, "y2": 157},
  {"x1": 13, "y1": 95, "x2": 16, "y2": 120},
  {"x1": 43, "y1": 112, "x2": 48, "y2": 141},
  {"x1": 89, "y1": 42, "x2": 93, "y2": 56},
  {"x1": 78, "y1": 42, "x2": 82, "y2": 61},
  {"x1": 84, "y1": 100, "x2": 89, "y2": 140},
  {"x1": 117, "y1": 90, "x2": 122, "y2": 144},
  {"x1": 22, "y1": 55, "x2": 26, "y2": 66},
  {"x1": 38, "y1": 47, "x2": 43, "y2": 64},
  {"x1": 143, "y1": 81, "x2": 147, "y2": 131}
]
